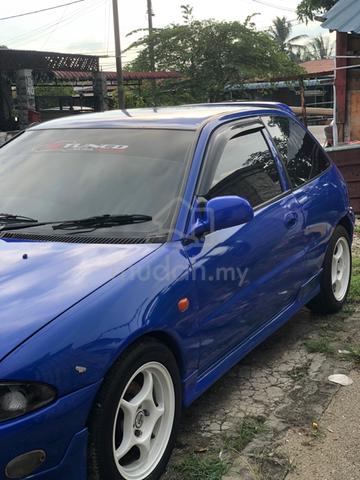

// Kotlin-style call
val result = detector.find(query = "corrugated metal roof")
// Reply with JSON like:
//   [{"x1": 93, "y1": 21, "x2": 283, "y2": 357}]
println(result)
[
  {"x1": 321, "y1": 0, "x2": 360, "y2": 33},
  {"x1": 54, "y1": 71, "x2": 181, "y2": 81},
  {"x1": 0, "y1": 48, "x2": 99, "y2": 72},
  {"x1": 255, "y1": 79, "x2": 326, "y2": 90},
  {"x1": 226, "y1": 78, "x2": 332, "y2": 91}
]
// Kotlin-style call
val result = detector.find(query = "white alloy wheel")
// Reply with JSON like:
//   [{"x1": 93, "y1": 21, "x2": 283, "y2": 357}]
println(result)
[
  {"x1": 331, "y1": 236, "x2": 351, "y2": 302},
  {"x1": 112, "y1": 362, "x2": 175, "y2": 480}
]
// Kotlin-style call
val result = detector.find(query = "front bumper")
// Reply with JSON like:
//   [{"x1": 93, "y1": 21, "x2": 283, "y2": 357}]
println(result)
[{"x1": 0, "y1": 382, "x2": 101, "y2": 480}]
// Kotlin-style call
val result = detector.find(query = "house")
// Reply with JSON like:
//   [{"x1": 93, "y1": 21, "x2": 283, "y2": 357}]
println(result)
[
  {"x1": 318, "y1": 0, "x2": 360, "y2": 214},
  {"x1": 321, "y1": 0, "x2": 360, "y2": 143}
]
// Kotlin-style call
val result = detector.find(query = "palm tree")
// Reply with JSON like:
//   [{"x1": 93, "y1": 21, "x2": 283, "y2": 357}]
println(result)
[
  {"x1": 307, "y1": 36, "x2": 334, "y2": 59},
  {"x1": 269, "y1": 16, "x2": 308, "y2": 61}
]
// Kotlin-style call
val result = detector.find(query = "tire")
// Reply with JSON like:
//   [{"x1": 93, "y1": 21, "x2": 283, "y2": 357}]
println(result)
[
  {"x1": 88, "y1": 338, "x2": 182, "y2": 480},
  {"x1": 307, "y1": 225, "x2": 352, "y2": 315}
]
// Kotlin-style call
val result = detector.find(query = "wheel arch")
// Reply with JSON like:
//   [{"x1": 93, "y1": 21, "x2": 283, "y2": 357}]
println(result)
[
  {"x1": 86, "y1": 331, "x2": 184, "y2": 479},
  {"x1": 90, "y1": 330, "x2": 186, "y2": 404},
  {"x1": 338, "y1": 213, "x2": 354, "y2": 239},
  {"x1": 117, "y1": 331, "x2": 186, "y2": 381},
  {"x1": 144, "y1": 331, "x2": 186, "y2": 378}
]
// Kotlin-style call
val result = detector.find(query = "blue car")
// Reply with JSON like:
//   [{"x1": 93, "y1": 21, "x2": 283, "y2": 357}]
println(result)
[{"x1": 0, "y1": 103, "x2": 354, "y2": 480}]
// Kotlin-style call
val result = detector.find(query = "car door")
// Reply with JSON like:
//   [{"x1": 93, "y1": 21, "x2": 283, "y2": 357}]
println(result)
[
  {"x1": 184, "y1": 118, "x2": 307, "y2": 372},
  {"x1": 262, "y1": 115, "x2": 336, "y2": 283}
]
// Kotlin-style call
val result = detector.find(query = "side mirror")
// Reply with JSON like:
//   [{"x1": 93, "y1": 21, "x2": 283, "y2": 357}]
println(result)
[{"x1": 189, "y1": 195, "x2": 254, "y2": 238}]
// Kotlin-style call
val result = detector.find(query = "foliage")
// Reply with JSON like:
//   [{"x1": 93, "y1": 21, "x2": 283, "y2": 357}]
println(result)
[
  {"x1": 35, "y1": 85, "x2": 75, "y2": 110},
  {"x1": 297, "y1": 0, "x2": 336, "y2": 23},
  {"x1": 348, "y1": 256, "x2": 360, "y2": 304},
  {"x1": 223, "y1": 416, "x2": 265, "y2": 452},
  {"x1": 126, "y1": 6, "x2": 301, "y2": 103},
  {"x1": 110, "y1": 88, "x2": 146, "y2": 109},
  {"x1": 174, "y1": 455, "x2": 228, "y2": 480},
  {"x1": 35, "y1": 85, "x2": 75, "y2": 97},
  {"x1": 339, "y1": 344, "x2": 360, "y2": 362},
  {"x1": 304, "y1": 338, "x2": 335, "y2": 354},
  {"x1": 110, "y1": 80, "x2": 196, "y2": 108},
  {"x1": 306, "y1": 35, "x2": 334, "y2": 59},
  {"x1": 269, "y1": 16, "x2": 308, "y2": 62}
]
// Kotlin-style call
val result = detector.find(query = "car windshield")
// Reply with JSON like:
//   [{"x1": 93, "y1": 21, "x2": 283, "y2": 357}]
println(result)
[{"x1": 0, "y1": 128, "x2": 195, "y2": 238}]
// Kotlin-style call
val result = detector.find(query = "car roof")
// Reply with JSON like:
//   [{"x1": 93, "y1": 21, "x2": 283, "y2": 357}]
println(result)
[{"x1": 30, "y1": 102, "x2": 294, "y2": 131}]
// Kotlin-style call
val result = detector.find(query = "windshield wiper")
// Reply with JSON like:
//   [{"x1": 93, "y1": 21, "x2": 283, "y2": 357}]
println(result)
[
  {"x1": 0, "y1": 214, "x2": 152, "y2": 232},
  {"x1": 52, "y1": 214, "x2": 152, "y2": 231},
  {"x1": 0, "y1": 213, "x2": 38, "y2": 224}
]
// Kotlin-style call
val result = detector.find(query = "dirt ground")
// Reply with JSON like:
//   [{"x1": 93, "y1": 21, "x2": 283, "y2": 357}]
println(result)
[
  {"x1": 284, "y1": 368, "x2": 360, "y2": 480},
  {"x1": 164, "y1": 223, "x2": 360, "y2": 480}
]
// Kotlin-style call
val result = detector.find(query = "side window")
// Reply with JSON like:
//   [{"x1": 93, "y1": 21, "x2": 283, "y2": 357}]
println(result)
[
  {"x1": 263, "y1": 115, "x2": 330, "y2": 188},
  {"x1": 205, "y1": 129, "x2": 283, "y2": 208}
]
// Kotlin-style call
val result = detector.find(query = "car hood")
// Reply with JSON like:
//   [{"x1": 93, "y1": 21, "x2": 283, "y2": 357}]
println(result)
[{"x1": 0, "y1": 237, "x2": 160, "y2": 361}]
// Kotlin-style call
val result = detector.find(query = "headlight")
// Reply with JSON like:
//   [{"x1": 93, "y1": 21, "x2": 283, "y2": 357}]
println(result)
[{"x1": 0, "y1": 382, "x2": 56, "y2": 422}]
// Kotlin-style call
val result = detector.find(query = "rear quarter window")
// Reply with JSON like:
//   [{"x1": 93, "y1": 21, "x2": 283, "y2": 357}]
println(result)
[{"x1": 263, "y1": 115, "x2": 330, "y2": 188}]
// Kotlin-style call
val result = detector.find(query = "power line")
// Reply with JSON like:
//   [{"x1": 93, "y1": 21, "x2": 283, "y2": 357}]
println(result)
[
  {"x1": 0, "y1": 0, "x2": 86, "y2": 22},
  {"x1": 5, "y1": 0, "x2": 106, "y2": 46},
  {"x1": 41, "y1": 4, "x2": 69, "y2": 48},
  {"x1": 105, "y1": 0, "x2": 111, "y2": 56},
  {"x1": 250, "y1": 0, "x2": 296, "y2": 13}
]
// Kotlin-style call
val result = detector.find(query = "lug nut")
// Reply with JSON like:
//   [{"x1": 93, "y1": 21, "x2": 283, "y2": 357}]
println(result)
[{"x1": 135, "y1": 429, "x2": 142, "y2": 437}]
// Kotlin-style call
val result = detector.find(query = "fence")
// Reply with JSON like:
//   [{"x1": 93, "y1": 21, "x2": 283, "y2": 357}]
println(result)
[{"x1": 327, "y1": 144, "x2": 360, "y2": 214}]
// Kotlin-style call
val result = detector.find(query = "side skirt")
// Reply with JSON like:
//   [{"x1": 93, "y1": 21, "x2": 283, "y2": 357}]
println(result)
[{"x1": 183, "y1": 276, "x2": 321, "y2": 407}]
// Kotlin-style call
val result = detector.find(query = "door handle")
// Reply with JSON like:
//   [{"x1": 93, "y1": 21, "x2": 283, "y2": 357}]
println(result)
[{"x1": 284, "y1": 211, "x2": 298, "y2": 228}]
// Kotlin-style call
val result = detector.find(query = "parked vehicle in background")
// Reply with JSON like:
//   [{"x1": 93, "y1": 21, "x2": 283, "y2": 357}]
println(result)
[{"x1": 0, "y1": 103, "x2": 354, "y2": 480}]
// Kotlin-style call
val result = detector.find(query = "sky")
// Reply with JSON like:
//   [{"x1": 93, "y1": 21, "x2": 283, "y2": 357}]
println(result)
[{"x1": 0, "y1": 0, "x2": 330, "y2": 70}]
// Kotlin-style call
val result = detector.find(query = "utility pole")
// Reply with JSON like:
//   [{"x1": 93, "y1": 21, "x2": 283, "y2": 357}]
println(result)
[
  {"x1": 146, "y1": 0, "x2": 156, "y2": 105},
  {"x1": 112, "y1": 0, "x2": 125, "y2": 109}
]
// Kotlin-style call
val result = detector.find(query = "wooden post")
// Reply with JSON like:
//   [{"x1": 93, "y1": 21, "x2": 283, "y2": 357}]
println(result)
[
  {"x1": 300, "y1": 78, "x2": 307, "y2": 128},
  {"x1": 112, "y1": 0, "x2": 125, "y2": 109},
  {"x1": 336, "y1": 32, "x2": 348, "y2": 143},
  {"x1": 147, "y1": 0, "x2": 157, "y2": 105}
]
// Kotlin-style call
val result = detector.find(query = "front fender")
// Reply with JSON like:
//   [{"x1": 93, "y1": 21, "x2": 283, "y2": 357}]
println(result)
[{"x1": 0, "y1": 243, "x2": 199, "y2": 398}]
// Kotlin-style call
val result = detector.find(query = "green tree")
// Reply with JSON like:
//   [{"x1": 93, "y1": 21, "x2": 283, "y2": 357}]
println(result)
[
  {"x1": 307, "y1": 35, "x2": 334, "y2": 59},
  {"x1": 35, "y1": 85, "x2": 74, "y2": 97},
  {"x1": 127, "y1": 7, "x2": 301, "y2": 103},
  {"x1": 297, "y1": 0, "x2": 336, "y2": 23},
  {"x1": 268, "y1": 16, "x2": 308, "y2": 62},
  {"x1": 35, "y1": 85, "x2": 75, "y2": 109}
]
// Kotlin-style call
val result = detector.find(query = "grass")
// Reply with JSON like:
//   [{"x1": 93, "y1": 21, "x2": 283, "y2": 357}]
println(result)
[
  {"x1": 223, "y1": 416, "x2": 266, "y2": 452},
  {"x1": 354, "y1": 225, "x2": 360, "y2": 234},
  {"x1": 304, "y1": 338, "x2": 335, "y2": 354},
  {"x1": 173, "y1": 455, "x2": 228, "y2": 480},
  {"x1": 170, "y1": 417, "x2": 265, "y2": 480},
  {"x1": 339, "y1": 345, "x2": 360, "y2": 363},
  {"x1": 348, "y1": 256, "x2": 360, "y2": 304}
]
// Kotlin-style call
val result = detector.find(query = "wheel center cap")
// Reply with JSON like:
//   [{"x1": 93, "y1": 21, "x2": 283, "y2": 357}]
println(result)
[{"x1": 135, "y1": 410, "x2": 145, "y2": 429}]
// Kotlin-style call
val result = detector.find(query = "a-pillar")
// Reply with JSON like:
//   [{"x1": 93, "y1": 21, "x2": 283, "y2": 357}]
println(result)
[
  {"x1": 16, "y1": 69, "x2": 35, "y2": 130},
  {"x1": 93, "y1": 72, "x2": 108, "y2": 112}
]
